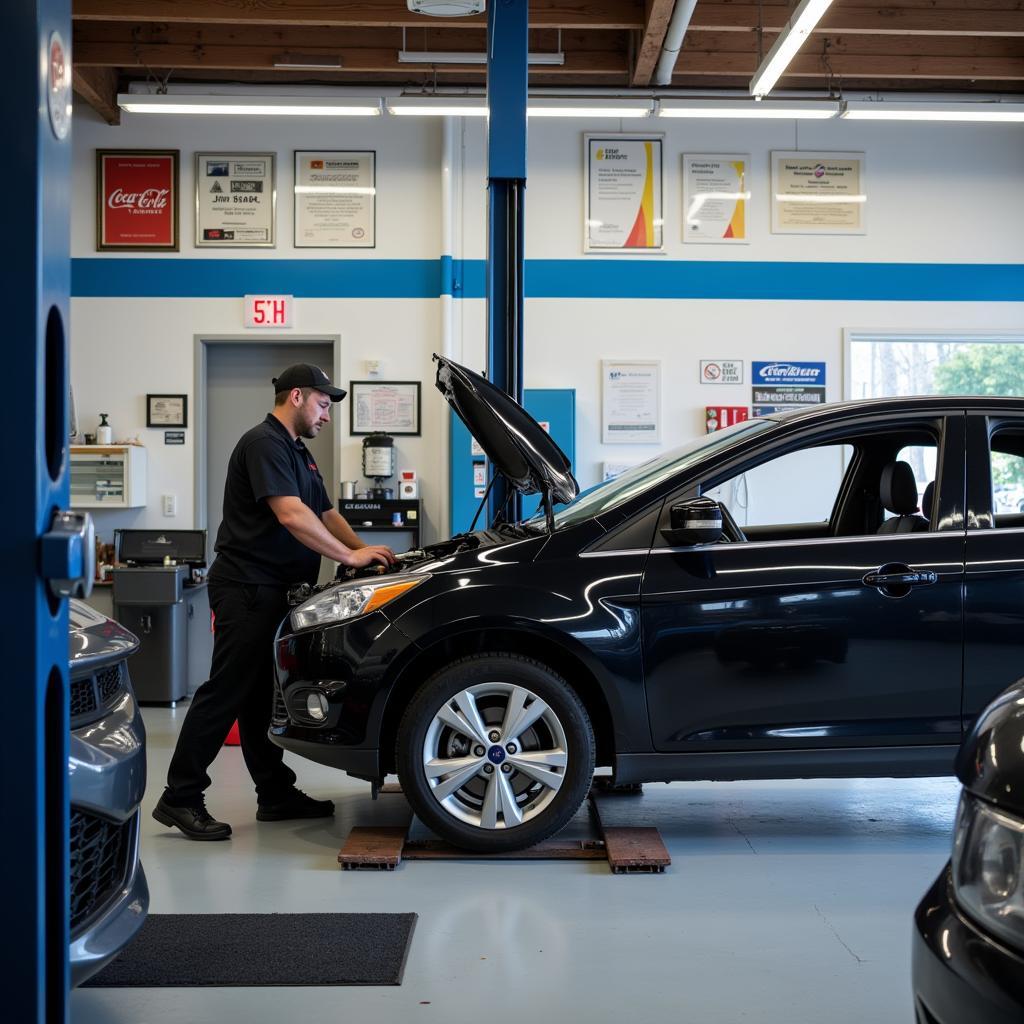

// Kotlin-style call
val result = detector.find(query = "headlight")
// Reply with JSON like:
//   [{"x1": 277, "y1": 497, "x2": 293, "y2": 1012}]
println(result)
[
  {"x1": 952, "y1": 791, "x2": 1024, "y2": 950},
  {"x1": 290, "y1": 575, "x2": 426, "y2": 631}
]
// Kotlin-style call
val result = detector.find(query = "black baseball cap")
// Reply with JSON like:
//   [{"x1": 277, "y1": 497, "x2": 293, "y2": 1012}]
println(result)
[{"x1": 272, "y1": 364, "x2": 346, "y2": 402}]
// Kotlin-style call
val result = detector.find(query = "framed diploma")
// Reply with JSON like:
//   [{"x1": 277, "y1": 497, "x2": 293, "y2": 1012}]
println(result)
[
  {"x1": 584, "y1": 134, "x2": 664, "y2": 253},
  {"x1": 771, "y1": 151, "x2": 867, "y2": 235},
  {"x1": 147, "y1": 394, "x2": 188, "y2": 428},
  {"x1": 96, "y1": 150, "x2": 179, "y2": 251},
  {"x1": 683, "y1": 154, "x2": 750, "y2": 244},
  {"x1": 349, "y1": 381, "x2": 421, "y2": 436},
  {"x1": 195, "y1": 152, "x2": 276, "y2": 247},
  {"x1": 294, "y1": 151, "x2": 376, "y2": 248}
]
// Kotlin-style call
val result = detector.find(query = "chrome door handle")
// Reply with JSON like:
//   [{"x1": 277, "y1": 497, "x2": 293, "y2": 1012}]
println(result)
[{"x1": 862, "y1": 563, "x2": 937, "y2": 598}]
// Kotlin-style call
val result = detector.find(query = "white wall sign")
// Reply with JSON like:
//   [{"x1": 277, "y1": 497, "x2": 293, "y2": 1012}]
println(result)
[
  {"x1": 683, "y1": 154, "x2": 750, "y2": 244},
  {"x1": 771, "y1": 151, "x2": 866, "y2": 235},
  {"x1": 585, "y1": 135, "x2": 664, "y2": 253},
  {"x1": 294, "y1": 150, "x2": 376, "y2": 248},
  {"x1": 700, "y1": 359, "x2": 744, "y2": 384},
  {"x1": 243, "y1": 294, "x2": 293, "y2": 328},
  {"x1": 602, "y1": 359, "x2": 661, "y2": 444}
]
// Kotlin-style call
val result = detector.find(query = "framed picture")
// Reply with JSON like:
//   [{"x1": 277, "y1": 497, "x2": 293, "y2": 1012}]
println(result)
[
  {"x1": 147, "y1": 394, "x2": 188, "y2": 428},
  {"x1": 601, "y1": 359, "x2": 661, "y2": 444},
  {"x1": 771, "y1": 151, "x2": 867, "y2": 235},
  {"x1": 294, "y1": 150, "x2": 376, "y2": 248},
  {"x1": 349, "y1": 381, "x2": 421, "y2": 436},
  {"x1": 96, "y1": 149, "x2": 179, "y2": 251},
  {"x1": 584, "y1": 134, "x2": 664, "y2": 253},
  {"x1": 195, "y1": 152, "x2": 276, "y2": 247}
]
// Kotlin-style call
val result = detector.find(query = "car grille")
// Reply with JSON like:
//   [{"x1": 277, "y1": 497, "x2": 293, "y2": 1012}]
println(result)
[
  {"x1": 70, "y1": 660, "x2": 128, "y2": 727},
  {"x1": 70, "y1": 808, "x2": 132, "y2": 933}
]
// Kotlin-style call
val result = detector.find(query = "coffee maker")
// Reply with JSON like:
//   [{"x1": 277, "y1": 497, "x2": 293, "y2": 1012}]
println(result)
[{"x1": 362, "y1": 433, "x2": 395, "y2": 499}]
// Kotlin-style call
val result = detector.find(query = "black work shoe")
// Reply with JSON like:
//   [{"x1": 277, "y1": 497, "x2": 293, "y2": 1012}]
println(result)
[
  {"x1": 152, "y1": 795, "x2": 232, "y2": 841},
  {"x1": 256, "y1": 788, "x2": 335, "y2": 821}
]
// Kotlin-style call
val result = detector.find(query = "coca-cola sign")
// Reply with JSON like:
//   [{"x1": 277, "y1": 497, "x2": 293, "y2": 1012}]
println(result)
[{"x1": 97, "y1": 150, "x2": 179, "y2": 250}]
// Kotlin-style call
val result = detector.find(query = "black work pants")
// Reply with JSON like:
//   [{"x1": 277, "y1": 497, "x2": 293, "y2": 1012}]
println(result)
[{"x1": 164, "y1": 580, "x2": 296, "y2": 806}]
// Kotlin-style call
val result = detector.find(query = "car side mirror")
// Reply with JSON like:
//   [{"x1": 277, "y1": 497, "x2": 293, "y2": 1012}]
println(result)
[{"x1": 660, "y1": 497, "x2": 724, "y2": 547}]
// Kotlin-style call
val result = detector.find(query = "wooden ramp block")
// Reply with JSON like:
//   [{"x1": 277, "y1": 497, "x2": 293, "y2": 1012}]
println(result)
[
  {"x1": 338, "y1": 826, "x2": 407, "y2": 871},
  {"x1": 602, "y1": 826, "x2": 670, "y2": 874}
]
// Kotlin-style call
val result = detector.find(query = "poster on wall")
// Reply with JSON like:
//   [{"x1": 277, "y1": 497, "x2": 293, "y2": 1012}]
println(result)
[
  {"x1": 96, "y1": 150, "x2": 179, "y2": 251},
  {"x1": 683, "y1": 154, "x2": 750, "y2": 244},
  {"x1": 602, "y1": 359, "x2": 661, "y2": 443},
  {"x1": 585, "y1": 135, "x2": 664, "y2": 253},
  {"x1": 195, "y1": 152, "x2": 276, "y2": 247},
  {"x1": 294, "y1": 151, "x2": 375, "y2": 248},
  {"x1": 771, "y1": 152, "x2": 866, "y2": 235},
  {"x1": 751, "y1": 361, "x2": 827, "y2": 415}
]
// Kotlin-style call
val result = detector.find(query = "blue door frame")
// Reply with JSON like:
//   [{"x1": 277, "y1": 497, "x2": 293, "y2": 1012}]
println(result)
[{"x1": 4, "y1": 1, "x2": 73, "y2": 1020}]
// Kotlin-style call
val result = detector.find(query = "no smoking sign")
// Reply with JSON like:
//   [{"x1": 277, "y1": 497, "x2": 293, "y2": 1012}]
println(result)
[{"x1": 700, "y1": 359, "x2": 743, "y2": 384}]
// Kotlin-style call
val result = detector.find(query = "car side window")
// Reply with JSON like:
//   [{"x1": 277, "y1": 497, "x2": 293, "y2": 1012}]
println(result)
[
  {"x1": 884, "y1": 444, "x2": 938, "y2": 526},
  {"x1": 702, "y1": 444, "x2": 853, "y2": 530},
  {"x1": 989, "y1": 429, "x2": 1024, "y2": 526}
]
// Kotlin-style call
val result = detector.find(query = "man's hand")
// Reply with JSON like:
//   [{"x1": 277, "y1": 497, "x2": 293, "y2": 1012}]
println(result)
[{"x1": 345, "y1": 544, "x2": 397, "y2": 569}]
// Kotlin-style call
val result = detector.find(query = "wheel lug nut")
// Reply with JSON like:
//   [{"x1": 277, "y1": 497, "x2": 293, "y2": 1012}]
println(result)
[
  {"x1": 488, "y1": 730, "x2": 501, "y2": 742},
  {"x1": 506, "y1": 743, "x2": 517, "y2": 755},
  {"x1": 473, "y1": 745, "x2": 485, "y2": 757},
  {"x1": 501, "y1": 764, "x2": 513, "y2": 774},
  {"x1": 483, "y1": 764, "x2": 494, "y2": 775}
]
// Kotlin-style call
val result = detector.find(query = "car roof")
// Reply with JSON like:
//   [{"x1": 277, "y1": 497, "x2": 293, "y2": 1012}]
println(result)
[{"x1": 767, "y1": 394, "x2": 1024, "y2": 427}]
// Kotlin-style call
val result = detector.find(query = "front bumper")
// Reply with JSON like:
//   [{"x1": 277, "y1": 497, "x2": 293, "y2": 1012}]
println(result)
[
  {"x1": 69, "y1": 676, "x2": 149, "y2": 986},
  {"x1": 912, "y1": 864, "x2": 1024, "y2": 1024}
]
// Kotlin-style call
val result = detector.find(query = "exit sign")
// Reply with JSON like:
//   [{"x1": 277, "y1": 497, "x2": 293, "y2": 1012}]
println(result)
[{"x1": 244, "y1": 294, "x2": 293, "y2": 328}]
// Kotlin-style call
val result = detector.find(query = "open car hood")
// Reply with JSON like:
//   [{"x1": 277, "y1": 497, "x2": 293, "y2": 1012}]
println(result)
[{"x1": 434, "y1": 355, "x2": 578, "y2": 506}]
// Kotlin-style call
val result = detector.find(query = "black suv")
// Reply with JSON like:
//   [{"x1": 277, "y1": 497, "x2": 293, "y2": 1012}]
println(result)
[{"x1": 271, "y1": 356, "x2": 1024, "y2": 852}]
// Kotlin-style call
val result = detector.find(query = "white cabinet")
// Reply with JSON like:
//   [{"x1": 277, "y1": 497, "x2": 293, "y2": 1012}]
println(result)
[{"x1": 70, "y1": 445, "x2": 147, "y2": 508}]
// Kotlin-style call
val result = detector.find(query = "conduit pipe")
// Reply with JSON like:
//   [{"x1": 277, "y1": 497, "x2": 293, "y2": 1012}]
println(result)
[{"x1": 654, "y1": 0, "x2": 699, "y2": 87}]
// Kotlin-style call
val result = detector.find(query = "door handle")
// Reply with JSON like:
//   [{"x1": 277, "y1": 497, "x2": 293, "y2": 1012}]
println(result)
[
  {"x1": 862, "y1": 563, "x2": 937, "y2": 598},
  {"x1": 40, "y1": 509, "x2": 95, "y2": 599}
]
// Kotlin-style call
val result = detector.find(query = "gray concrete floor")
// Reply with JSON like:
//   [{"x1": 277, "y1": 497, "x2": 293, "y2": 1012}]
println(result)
[{"x1": 71, "y1": 705, "x2": 959, "y2": 1024}]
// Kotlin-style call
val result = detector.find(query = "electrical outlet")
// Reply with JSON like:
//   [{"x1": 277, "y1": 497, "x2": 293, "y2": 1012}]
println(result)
[{"x1": 162, "y1": 494, "x2": 177, "y2": 517}]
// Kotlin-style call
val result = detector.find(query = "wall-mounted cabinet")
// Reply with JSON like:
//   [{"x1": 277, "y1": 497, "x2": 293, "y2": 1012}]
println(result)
[{"x1": 70, "y1": 445, "x2": 147, "y2": 508}]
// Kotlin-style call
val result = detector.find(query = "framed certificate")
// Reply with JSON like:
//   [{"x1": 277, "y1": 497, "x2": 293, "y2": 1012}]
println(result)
[
  {"x1": 96, "y1": 150, "x2": 179, "y2": 251},
  {"x1": 195, "y1": 152, "x2": 276, "y2": 247},
  {"x1": 683, "y1": 154, "x2": 750, "y2": 244},
  {"x1": 294, "y1": 151, "x2": 376, "y2": 248},
  {"x1": 349, "y1": 381, "x2": 421, "y2": 436},
  {"x1": 147, "y1": 394, "x2": 188, "y2": 428},
  {"x1": 771, "y1": 151, "x2": 866, "y2": 235},
  {"x1": 584, "y1": 134, "x2": 664, "y2": 253},
  {"x1": 601, "y1": 359, "x2": 661, "y2": 443}
]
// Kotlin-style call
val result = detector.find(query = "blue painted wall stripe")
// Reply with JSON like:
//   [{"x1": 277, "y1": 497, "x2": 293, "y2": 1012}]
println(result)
[{"x1": 72, "y1": 257, "x2": 1024, "y2": 302}]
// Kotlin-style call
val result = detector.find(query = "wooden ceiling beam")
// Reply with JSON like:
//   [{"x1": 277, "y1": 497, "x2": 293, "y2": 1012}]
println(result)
[
  {"x1": 72, "y1": 65, "x2": 120, "y2": 123},
  {"x1": 683, "y1": 31, "x2": 1024, "y2": 59},
  {"x1": 631, "y1": 0, "x2": 675, "y2": 87},
  {"x1": 71, "y1": 0, "x2": 644, "y2": 30}
]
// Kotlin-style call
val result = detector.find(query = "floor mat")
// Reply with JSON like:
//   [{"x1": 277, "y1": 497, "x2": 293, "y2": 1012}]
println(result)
[{"x1": 83, "y1": 913, "x2": 417, "y2": 987}]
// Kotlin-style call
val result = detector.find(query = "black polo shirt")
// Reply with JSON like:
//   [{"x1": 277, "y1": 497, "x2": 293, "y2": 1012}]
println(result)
[{"x1": 209, "y1": 414, "x2": 333, "y2": 587}]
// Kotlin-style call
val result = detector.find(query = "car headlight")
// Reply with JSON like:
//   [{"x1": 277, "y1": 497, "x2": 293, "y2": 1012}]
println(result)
[
  {"x1": 290, "y1": 575, "x2": 426, "y2": 631},
  {"x1": 952, "y1": 791, "x2": 1024, "y2": 950}
]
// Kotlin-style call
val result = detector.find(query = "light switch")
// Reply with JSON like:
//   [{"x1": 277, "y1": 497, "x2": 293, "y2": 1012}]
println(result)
[{"x1": 162, "y1": 494, "x2": 177, "y2": 517}]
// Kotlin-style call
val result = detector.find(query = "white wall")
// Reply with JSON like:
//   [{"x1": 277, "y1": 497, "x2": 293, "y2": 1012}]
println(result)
[{"x1": 70, "y1": 105, "x2": 1024, "y2": 545}]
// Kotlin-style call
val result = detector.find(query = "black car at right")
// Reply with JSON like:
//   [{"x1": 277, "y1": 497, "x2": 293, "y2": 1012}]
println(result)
[{"x1": 913, "y1": 680, "x2": 1024, "y2": 1024}]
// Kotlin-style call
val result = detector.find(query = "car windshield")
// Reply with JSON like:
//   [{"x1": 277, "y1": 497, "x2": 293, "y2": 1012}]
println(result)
[{"x1": 526, "y1": 417, "x2": 777, "y2": 530}]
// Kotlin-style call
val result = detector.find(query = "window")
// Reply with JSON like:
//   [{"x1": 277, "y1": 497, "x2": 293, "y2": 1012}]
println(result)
[
  {"x1": 989, "y1": 430, "x2": 1024, "y2": 525},
  {"x1": 886, "y1": 443, "x2": 937, "y2": 524}
]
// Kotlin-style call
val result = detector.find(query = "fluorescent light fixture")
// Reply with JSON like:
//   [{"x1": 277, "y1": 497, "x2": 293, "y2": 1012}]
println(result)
[
  {"x1": 272, "y1": 53, "x2": 342, "y2": 70},
  {"x1": 659, "y1": 98, "x2": 839, "y2": 119},
  {"x1": 116, "y1": 94, "x2": 381, "y2": 116},
  {"x1": 842, "y1": 100, "x2": 1024, "y2": 122},
  {"x1": 750, "y1": 0, "x2": 833, "y2": 98},
  {"x1": 387, "y1": 96, "x2": 488, "y2": 116},
  {"x1": 398, "y1": 50, "x2": 564, "y2": 66},
  {"x1": 527, "y1": 97, "x2": 654, "y2": 118}
]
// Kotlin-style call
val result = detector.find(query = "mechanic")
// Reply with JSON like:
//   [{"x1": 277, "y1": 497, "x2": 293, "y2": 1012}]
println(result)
[{"x1": 153, "y1": 363, "x2": 397, "y2": 840}]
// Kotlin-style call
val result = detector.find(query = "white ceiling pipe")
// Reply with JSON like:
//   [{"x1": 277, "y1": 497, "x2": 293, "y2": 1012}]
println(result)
[{"x1": 654, "y1": 0, "x2": 699, "y2": 87}]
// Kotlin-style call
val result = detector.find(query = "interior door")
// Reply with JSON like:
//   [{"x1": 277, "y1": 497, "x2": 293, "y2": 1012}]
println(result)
[{"x1": 641, "y1": 415, "x2": 966, "y2": 754}]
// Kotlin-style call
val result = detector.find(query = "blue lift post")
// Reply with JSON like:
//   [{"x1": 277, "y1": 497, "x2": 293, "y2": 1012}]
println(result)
[
  {"x1": 3, "y1": 1, "x2": 74, "y2": 1020},
  {"x1": 486, "y1": 0, "x2": 528, "y2": 527}
]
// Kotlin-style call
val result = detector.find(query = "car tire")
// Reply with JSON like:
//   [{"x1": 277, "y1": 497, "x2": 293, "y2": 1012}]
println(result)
[{"x1": 396, "y1": 653, "x2": 595, "y2": 853}]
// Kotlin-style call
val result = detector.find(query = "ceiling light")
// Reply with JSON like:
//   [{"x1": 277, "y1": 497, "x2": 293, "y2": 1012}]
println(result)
[
  {"x1": 398, "y1": 50, "x2": 564, "y2": 66},
  {"x1": 659, "y1": 98, "x2": 839, "y2": 119},
  {"x1": 387, "y1": 96, "x2": 489, "y2": 116},
  {"x1": 527, "y1": 98, "x2": 654, "y2": 118},
  {"x1": 272, "y1": 53, "x2": 342, "y2": 70},
  {"x1": 116, "y1": 94, "x2": 381, "y2": 116},
  {"x1": 407, "y1": 0, "x2": 486, "y2": 14},
  {"x1": 842, "y1": 100, "x2": 1024, "y2": 122},
  {"x1": 750, "y1": 0, "x2": 833, "y2": 98}
]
